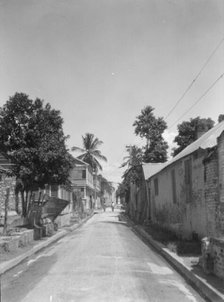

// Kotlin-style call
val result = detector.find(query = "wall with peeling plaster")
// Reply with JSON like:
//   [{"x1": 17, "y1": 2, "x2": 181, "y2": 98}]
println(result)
[{"x1": 147, "y1": 130, "x2": 224, "y2": 239}]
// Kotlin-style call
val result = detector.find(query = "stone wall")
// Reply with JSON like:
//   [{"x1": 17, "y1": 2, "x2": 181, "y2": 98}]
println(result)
[
  {"x1": 218, "y1": 132, "x2": 224, "y2": 203},
  {"x1": 217, "y1": 131, "x2": 224, "y2": 235},
  {"x1": 211, "y1": 238, "x2": 224, "y2": 279},
  {"x1": 204, "y1": 151, "x2": 219, "y2": 237},
  {"x1": 201, "y1": 237, "x2": 224, "y2": 280},
  {"x1": 0, "y1": 175, "x2": 16, "y2": 213}
]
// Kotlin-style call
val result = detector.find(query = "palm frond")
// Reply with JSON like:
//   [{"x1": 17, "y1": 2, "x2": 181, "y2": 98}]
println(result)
[
  {"x1": 92, "y1": 138, "x2": 103, "y2": 150},
  {"x1": 82, "y1": 133, "x2": 94, "y2": 150},
  {"x1": 92, "y1": 157, "x2": 103, "y2": 171},
  {"x1": 74, "y1": 133, "x2": 107, "y2": 171},
  {"x1": 120, "y1": 161, "x2": 129, "y2": 168},
  {"x1": 71, "y1": 146, "x2": 85, "y2": 152},
  {"x1": 92, "y1": 150, "x2": 107, "y2": 162}
]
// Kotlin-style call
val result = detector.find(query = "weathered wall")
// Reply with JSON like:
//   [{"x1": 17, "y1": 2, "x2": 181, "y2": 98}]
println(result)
[
  {"x1": 148, "y1": 149, "x2": 217, "y2": 239},
  {"x1": 0, "y1": 175, "x2": 17, "y2": 212},
  {"x1": 204, "y1": 152, "x2": 219, "y2": 237},
  {"x1": 211, "y1": 238, "x2": 224, "y2": 279},
  {"x1": 148, "y1": 160, "x2": 185, "y2": 236},
  {"x1": 201, "y1": 237, "x2": 224, "y2": 280},
  {"x1": 217, "y1": 131, "x2": 224, "y2": 236},
  {"x1": 127, "y1": 180, "x2": 148, "y2": 224},
  {"x1": 182, "y1": 150, "x2": 207, "y2": 238}
]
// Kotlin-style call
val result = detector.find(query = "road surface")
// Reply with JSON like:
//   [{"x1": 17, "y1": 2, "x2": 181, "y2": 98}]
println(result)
[{"x1": 1, "y1": 210, "x2": 205, "y2": 302}]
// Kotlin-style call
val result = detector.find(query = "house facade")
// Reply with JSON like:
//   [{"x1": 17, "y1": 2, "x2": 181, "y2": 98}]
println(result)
[
  {"x1": 93, "y1": 174, "x2": 101, "y2": 208},
  {"x1": 69, "y1": 158, "x2": 95, "y2": 210}
]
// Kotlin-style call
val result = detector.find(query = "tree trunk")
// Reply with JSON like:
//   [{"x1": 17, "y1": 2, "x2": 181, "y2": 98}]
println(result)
[
  {"x1": 26, "y1": 190, "x2": 33, "y2": 216},
  {"x1": 3, "y1": 188, "x2": 10, "y2": 235},
  {"x1": 15, "y1": 191, "x2": 19, "y2": 214},
  {"x1": 21, "y1": 190, "x2": 26, "y2": 217}
]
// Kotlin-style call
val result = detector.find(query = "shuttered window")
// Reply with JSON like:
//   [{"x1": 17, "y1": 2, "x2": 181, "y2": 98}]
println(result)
[{"x1": 82, "y1": 170, "x2": 86, "y2": 179}]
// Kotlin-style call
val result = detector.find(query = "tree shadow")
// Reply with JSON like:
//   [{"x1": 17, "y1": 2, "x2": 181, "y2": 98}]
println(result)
[
  {"x1": 97, "y1": 221, "x2": 129, "y2": 227},
  {"x1": 2, "y1": 251, "x2": 58, "y2": 302}
]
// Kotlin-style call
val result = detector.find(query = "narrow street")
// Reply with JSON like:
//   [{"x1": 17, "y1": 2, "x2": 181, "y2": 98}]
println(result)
[{"x1": 1, "y1": 210, "x2": 205, "y2": 302}]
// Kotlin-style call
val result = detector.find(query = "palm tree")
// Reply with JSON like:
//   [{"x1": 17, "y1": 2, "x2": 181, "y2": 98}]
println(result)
[
  {"x1": 120, "y1": 145, "x2": 143, "y2": 186},
  {"x1": 71, "y1": 133, "x2": 107, "y2": 172},
  {"x1": 120, "y1": 145, "x2": 143, "y2": 169}
]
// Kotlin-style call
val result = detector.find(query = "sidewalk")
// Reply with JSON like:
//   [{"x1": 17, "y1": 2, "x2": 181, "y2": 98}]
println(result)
[
  {"x1": 0, "y1": 212, "x2": 94, "y2": 276},
  {"x1": 120, "y1": 214, "x2": 224, "y2": 302}
]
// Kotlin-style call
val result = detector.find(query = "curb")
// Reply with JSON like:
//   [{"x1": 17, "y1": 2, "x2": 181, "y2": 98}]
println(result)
[
  {"x1": 0, "y1": 212, "x2": 94, "y2": 276},
  {"x1": 122, "y1": 215, "x2": 224, "y2": 302}
]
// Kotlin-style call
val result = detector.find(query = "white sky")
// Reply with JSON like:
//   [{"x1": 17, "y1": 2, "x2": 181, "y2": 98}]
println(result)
[{"x1": 0, "y1": 0, "x2": 224, "y2": 183}]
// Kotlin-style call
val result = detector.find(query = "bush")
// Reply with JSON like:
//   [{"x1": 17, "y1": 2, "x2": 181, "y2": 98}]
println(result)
[{"x1": 176, "y1": 240, "x2": 201, "y2": 256}]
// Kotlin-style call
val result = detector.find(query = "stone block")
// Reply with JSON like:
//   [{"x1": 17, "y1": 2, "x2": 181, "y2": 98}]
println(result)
[{"x1": 0, "y1": 235, "x2": 20, "y2": 252}]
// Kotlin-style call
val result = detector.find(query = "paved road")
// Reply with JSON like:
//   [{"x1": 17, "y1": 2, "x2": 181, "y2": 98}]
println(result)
[{"x1": 1, "y1": 210, "x2": 205, "y2": 302}]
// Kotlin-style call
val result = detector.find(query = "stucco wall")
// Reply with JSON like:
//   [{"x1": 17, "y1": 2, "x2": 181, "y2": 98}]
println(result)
[
  {"x1": 148, "y1": 149, "x2": 216, "y2": 239},
  {"x1": 128, "y1": 180, "x2": 147, "y2": 224},
  {"x1": 149, "y1": 160, "x2": 185, "y2": 236},
  {"x1": 217, "y1": 131, "x2": 224, "y2": 236}
]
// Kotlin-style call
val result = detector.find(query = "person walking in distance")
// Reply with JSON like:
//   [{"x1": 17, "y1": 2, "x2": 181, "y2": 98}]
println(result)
[
  {"x1": 103, "y1": 201, "x2": 106, "y2": 212},
  {"x1": 111, "y1": 201, "x2": 115, "y2": 212}
]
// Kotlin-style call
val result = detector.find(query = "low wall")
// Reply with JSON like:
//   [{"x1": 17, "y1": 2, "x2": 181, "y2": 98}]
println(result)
[
  {"x1": 55, "y1": 212, "x2": 72, "y2": 228},
  {"x1": 201, "y1": 237, "x2": 224, "y2": 280},
  {"x1": 0, "y1": 229, "x2": 34, "y2": 252},
  {"x1": 211, "y1": 238, "x2": 224, "y2": 279}
]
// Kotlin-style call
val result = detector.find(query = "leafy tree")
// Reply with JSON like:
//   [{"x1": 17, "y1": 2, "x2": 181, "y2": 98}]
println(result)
[
  {"x1": 97, "y1": 174, "x2": 114, "y2": 208},
  {"x1": 218, "y1": 114, "x2": 224, "y2": 123},
  {"x1": 98, "y1": 174, "x2": 114, "y2": 196},
  {"x1": 71, "y1": 133, "x2": 107, "y2": 172},
  {"x1": 133, "y1": 106, "x2": 168, "y2": 163},
  {"x1": 116, "y1": 182, "x2": 129, "y2": 203},
  {"x1": 118, "y1": 145, "x2": 143, "y2": 207},
  {"x1": 0, "y1": 92, "x2": 74, "y2": 216},
  {"x1": 172, "y1": 117, "x2": 215, "y2": 156}
]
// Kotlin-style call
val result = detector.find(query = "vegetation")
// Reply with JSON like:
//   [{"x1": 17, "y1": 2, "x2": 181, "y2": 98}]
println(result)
[
  {"x1": 133, "y1": 106, "x2": 168, "y2": 163},
  {"x1": 0, "y1": 92, "x2": 74, "y2": 217},
  {"x1": 119, "y1": 105, "x2": 168, "y2": 204},
  {"x1": 120, "y1": 145, "x2": 143, "y2": 169},
  {"x1": 71, "y1": 133, "x2": 107, "y2": 172},
  {"x1": 98, "y1": 175, "x2": 114, "y2": 196},
  {"x1": 172, "y1": 117, "x2": 215, "y2": 156},
  {"x1": 117, "y1": 145, "x2": 143, "y2": 205}
]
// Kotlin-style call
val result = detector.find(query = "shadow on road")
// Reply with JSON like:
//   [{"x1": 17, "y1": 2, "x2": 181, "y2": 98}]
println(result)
[
  {"x1": 97, "y1": 221, "x2": 129, "y2": 227},
  {"x1": 2, "y1": 251, "x2": 58, "y2": 302}
]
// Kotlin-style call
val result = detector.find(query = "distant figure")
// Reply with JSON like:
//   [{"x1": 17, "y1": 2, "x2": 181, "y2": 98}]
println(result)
[
  {"x1": 111, "y1": 201, "x2": 115, "y2": 212},
  {"x1": 103, "y1": 201, "x2": 106, "y2": 212}
]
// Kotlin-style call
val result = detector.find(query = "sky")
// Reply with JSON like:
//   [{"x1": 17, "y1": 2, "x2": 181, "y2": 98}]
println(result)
[{"x1": 0, "y1": 0, "x2": 224, "y2": 184}]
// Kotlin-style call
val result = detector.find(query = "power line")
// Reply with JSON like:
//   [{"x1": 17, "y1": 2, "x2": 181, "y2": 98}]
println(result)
[
  {"x1": 165, "y1": 37, "x2": 224, "y2": 120},
  {"x1": 168, "y1": 72, "x2": 224, "y2": 129}
]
